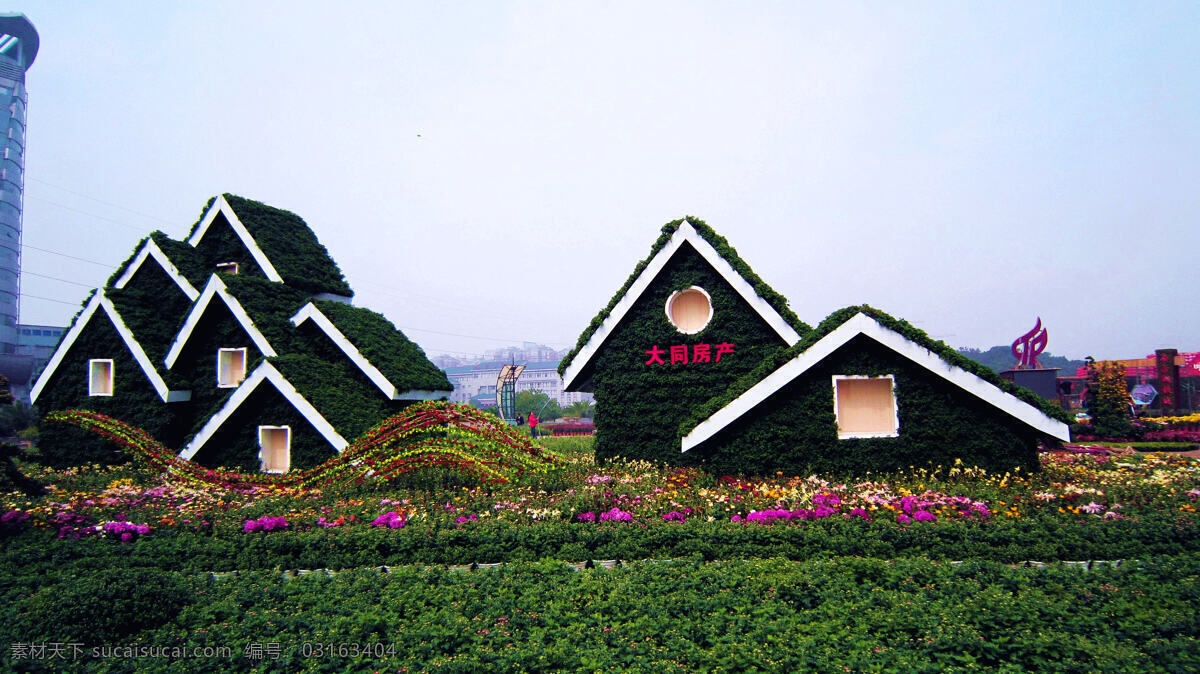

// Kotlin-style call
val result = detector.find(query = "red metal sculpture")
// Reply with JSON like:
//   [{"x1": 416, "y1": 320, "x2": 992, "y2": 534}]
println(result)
[{"x1": 1011, "y1": 317, "x2": 1048, "y2": 370}]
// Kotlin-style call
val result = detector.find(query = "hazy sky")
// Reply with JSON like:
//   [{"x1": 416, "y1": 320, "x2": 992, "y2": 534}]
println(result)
[{"x1": 8, "y1": 2, "x2": 1198, "y2": 361}]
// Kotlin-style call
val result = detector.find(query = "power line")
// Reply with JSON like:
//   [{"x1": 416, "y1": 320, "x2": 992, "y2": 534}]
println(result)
[
  {"x1": 21, "y1": 293, "x2": 82, "y2": 307},
  {"x1": 20, "y1": 243, "x2": 114, "y2": 267},
  {"x1": 25, "y1": 193, "x2": 149, "y2": 232},
  {"x1": 21, "y1": 269, "x2": 95, "y2": 288},
  {"x1": 26, "y1": 177, "x2": 177, "y2": 227}
]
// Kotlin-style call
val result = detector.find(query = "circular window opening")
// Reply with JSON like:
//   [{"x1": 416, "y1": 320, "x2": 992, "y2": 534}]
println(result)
[{"x1": 666, "y1": 286, "x2": 713, "y2": 334}]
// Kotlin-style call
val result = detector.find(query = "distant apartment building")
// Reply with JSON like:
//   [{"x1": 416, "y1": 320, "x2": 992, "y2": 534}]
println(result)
[{"x1": 442, "y1": 359, "x2": 594, "y2": 408}]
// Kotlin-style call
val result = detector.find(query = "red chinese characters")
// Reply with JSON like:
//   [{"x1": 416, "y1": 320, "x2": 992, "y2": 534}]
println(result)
[{"x1": 644, "y1": 343, "x2": 735, "y2": 366}]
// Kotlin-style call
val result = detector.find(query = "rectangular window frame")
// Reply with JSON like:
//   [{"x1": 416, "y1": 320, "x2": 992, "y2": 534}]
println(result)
[
  {"x1": 88, "y1": 359, "x2": 114, "y2": 397},
  {"x1": 832, "y1": 375, "x2": 900, "y2": 439},
  {"x1": 258, "y1": 425, "x2": 291, "y2": 474},
  {"x1": 215, "y1": 261, "x2": 239, "y2": 275},
  {"x1": 216, "y1": 347, "x2": 247, "y2": 388}
]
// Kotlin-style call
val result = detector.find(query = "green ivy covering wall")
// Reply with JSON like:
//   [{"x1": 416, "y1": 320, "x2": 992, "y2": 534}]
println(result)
[
  {"x1": 106, "y1": 263, "x2": 195, "y2": 367},
  {"x1": 185, "y1": 194, "x2": 353, "y2": 298},
  {"x1": 559, "y1": 217, "x2": 809, "y2": 379},
  {"x1": 188, "y1": 384, "x2": 340, "y2": 472},
  {"x1": 171, "y1": 298, "x2": 269, "y2": 441},
  {"x1": 188, "y1": 210, "x2": 273, "y2": 283},
  {"x1": 35, "y1": 316, "x2": 180, "y2": 467},
  {"x1": 681, "y1": 305, "x2": 1073, "y2": 438},
  {"x1": 688, "y1": 334, "x2": 1046, "y2": 477},
  {"x1": 590, "y1": 244, "x2": 794, "y2": 465},
  {"x1": 270, "y1": 352, "x2": 413, "y2": 441}
]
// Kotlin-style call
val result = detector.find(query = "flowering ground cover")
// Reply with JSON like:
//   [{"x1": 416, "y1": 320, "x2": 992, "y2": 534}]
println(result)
[{"x1": 3, "y1": 437, "x2": 1199, "y2": 670}]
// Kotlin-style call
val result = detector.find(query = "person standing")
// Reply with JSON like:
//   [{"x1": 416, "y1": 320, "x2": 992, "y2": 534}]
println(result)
[{"x1": 528, "y1": 412, "x2": 539, "y2": 439}]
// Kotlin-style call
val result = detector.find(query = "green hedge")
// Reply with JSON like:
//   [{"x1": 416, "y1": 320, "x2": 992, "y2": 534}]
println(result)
[
  {"x1": 6, "y1": 512, "x2": 1199, "y2": 572},
  {"x1": 3, "y1": 556, "x2": 1197, "y2": 672}
]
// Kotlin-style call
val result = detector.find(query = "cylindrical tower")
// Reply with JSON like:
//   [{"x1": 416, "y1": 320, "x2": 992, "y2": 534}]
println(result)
[{"x1": 0, "y1": 13, "x2": 36, "y2": 354}]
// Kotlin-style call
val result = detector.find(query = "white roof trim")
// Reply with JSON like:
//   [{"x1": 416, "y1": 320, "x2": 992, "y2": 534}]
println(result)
[
  {"x1": 30, "y1": 290, "x2": 190, "y2": 404},
  {"x1": 164, "y1": 275, "x2": 277, "y2": 368},
  {"x1": 112, "y1": 237, "x2": 200, "y2": 301},
  {"x1": 561, "y1": 221, "x2": 802, "y2": 391},
  {"x1": 682, "y1": 312, "x2": 1071, "y2": 452},
  {"x1": 290, "y1": 302, "x2": 398, "y2": 398},
  {"x1": 179, "y1": 361, "x2": 349, "y2": 461},
  {"x1": 186, "y1": 194, "x2": 284, "y2": 283}
]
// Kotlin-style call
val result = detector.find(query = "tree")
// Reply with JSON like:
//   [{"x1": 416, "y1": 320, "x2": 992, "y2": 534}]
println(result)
[
  {"x1": 1084, "y1": 358, "x2": 1133, "y2": 438},
  {"x1": 514, "y1": 391, "x2": 562, "y2": 421},
  {"x1": 563, "y1": 400, "x2": 595, "y2": 418},
  {"x1": 0, "y1": 373, "x2": 12, "y2": 406}
]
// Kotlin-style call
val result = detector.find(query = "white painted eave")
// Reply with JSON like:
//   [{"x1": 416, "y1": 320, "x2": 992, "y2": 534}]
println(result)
[
  {"x1": 112, "y1": 237, "x2": 201, "y2": 301},
  {"x1": 179, "y1": 361, "x2": 349, "y2": 461},
  {"x1": 30, "y1": 290, "x2": 190, "y2": 405},
  {"x1": 290, "y1": 302, "x2": 398, "y2": 398},
  {"x1": 186, "y1": 194, "x2": 284, "y2": 283},
  {"x1": 561, "y1": 221, "x2": 802, "y2": 391},
  {"x1": 682, "y1": 312, "x2": 1071, "y2": 452},
  {"x1": 164, "y1": 275, "x2": 277, "y2": 369}
]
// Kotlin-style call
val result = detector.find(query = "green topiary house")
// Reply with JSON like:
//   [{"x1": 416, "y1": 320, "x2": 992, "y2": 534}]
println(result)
[
  {"x1": 31, "y1": 194, "x2": 451, "y2": 470},
  {"x1": 561, "y1": 219, "x2": 1071, "y2": 475}
]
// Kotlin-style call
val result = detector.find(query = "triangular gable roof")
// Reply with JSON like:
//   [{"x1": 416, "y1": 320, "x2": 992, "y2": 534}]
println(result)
[
  {"x1": 30, "y1": 290, "x2": 191, "y2": 404},
  {"x1": 559, "y1": 219, "x2": 807, "y2": 391},
  {"x1": 164, "y1": 275, "x2": 277, "y2": 368},
  {"x1": 110, "y1": 235, "x2": 201, "y2": 301},
  {"x1": 186, "y1": 194, "x2": 353, "y2": 297},
  {"x1": 187, "y1": 194, "x2": 286, "y2": 283},
  {"x1": 290, "y1": 302, "x2": 451, "y2": 400},
  {"x1": 179, "y1": 360, "x2": 348, "y2": 460},
  {"x1": 681, "y1": 310, "x2": 1072, "y2": 452}
]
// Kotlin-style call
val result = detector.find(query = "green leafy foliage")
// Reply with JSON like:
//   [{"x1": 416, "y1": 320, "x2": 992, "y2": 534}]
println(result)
[
  {"x1": 587, "y1": 244, "x2": 796, "y2": 465},
  {"x1": 14, "y1": 567, "x2": 192, "y2": 646},
  {"x1": 1086, "y1": 359, "x2": 1136, "y2": 439},
  {"x1": 47, "y1": 401, "x2": 563, "y2": 489},
  {"x1": 186, "y1": 194, "x2": 353, "y2": 297},
  {"x1": 311, "y1": 299, "x2": 452, "y2": 393},
  {"x1": 35, "y1": 316, "x2": 178, "y2": 468},
  {"x1": 559, "y1": 216, "x2": 809, "y2": 378},
  {"x1": 687, "y1": 334, "x2": 1045, "y2": 475},
  {"x1": 1, "y1": 557, "x2": 1197, "y2": 671}
]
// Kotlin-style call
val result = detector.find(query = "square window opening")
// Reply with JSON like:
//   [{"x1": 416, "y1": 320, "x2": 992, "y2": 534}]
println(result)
[
  {"x1": 217, "y1": 348, "x2": 247, "y2": 388},
  {"x1": 216, "y1": 261, "x2": 239, "y2": 275},
  {"x1": 833, "y1": 375, "x2": 899, "y2": 439},
  {"x1": 259, "y1": 426, "x2": 291, "y2": 474},
  {"x1": 88, "y1": 359, "x2": 114, "y2": 396}
]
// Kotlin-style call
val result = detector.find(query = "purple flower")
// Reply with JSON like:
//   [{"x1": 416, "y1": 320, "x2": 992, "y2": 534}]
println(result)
[
  {"x1": 370, "y1": 511, "x2": 406, "y2": 529},
  {"x1": 243, "y1": 519, "x2": 261, "y2": 533},
  {"x1": 813, "y1": 506, "x2": 838, "y2": 519},
  {"x1": 599, "y1": 507, "x2": 632, "y2": 522},
  {"x1": 1, "y1": 509, "x2": 28, "y2": 526},
  {"x1": 913, "y1": 510, "x2": 936, "y2": 522},
  {"x1": 896, "y1": 513, "x2": 912, "y2": 524},
  {"x1": 662, "y1": 511, "x2": 686, "y2": 522},
  {"x1": 455, "y1": 514, "x2": 478, "y2": 525},
  {"x1": 813, "y1": 493, "x2": 842, "y2": 508},
  {"x1": 576, "y1": 512, "x2": 596, "y2": 523},
  {"x1": 849, "y1": 507, "x2": 870, "y2": 520},
  {"x1": 1081, "y1": 501, "x2": 1104, "y2": 515},
  {"x1": 120, "y1": 532, "x2": 133, "y2": 543},
  {"x1": 730, "y1": 515, "x2": 744, "y2": 523}
]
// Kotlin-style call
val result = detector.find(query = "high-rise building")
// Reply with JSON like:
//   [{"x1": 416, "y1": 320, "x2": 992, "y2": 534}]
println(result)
[
  {"x1": 0, "y1": 13, "x2": 36, "y2": 354},
  {"x1": 0, "y1": 13, "x2": 38, "y2": 402}
]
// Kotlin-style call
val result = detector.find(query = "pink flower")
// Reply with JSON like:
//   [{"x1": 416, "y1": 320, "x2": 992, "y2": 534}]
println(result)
[
  {"x1": 914, "y1": 510, "x2": 936, "y2": 522},
  {"x1": 896, "y1": 513, "x2": 912, "y2": 524},
  {"x1": 1081, "y1": 502, "x2": 1104, "y2": 514}
]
